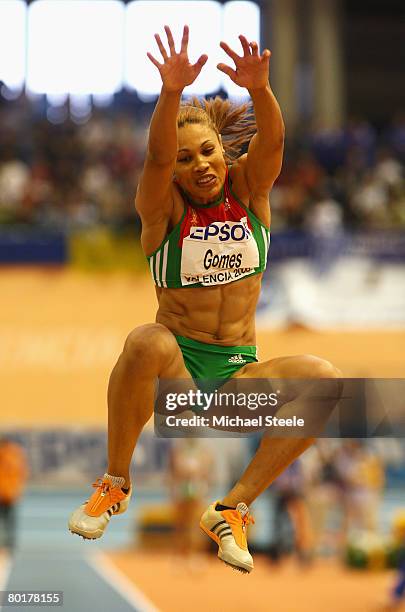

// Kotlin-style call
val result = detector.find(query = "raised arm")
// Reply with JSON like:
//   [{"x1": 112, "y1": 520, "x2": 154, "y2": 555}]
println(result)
[
  {"x1": 218, "y1": 36, "x2": 284, "y2": 196},
  {"x1": 135, "y1": 25, "x2": 208, "y2": 233}
]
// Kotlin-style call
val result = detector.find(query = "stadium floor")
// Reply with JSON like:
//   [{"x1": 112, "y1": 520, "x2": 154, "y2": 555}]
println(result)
[
  {"x1": 2, "y1": 546, "x2": 395, "y2": 612},
  {"x1": 108, "y1": 551, "x2": 394, "y2": 612},
  {"x1": 0, "y1": 489, "x2": 403, "y2": 612}
]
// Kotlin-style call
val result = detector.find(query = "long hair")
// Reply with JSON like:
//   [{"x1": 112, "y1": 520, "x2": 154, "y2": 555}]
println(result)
[{"x1": 177, "y1": 96, "x2": 256, "y2": 163}]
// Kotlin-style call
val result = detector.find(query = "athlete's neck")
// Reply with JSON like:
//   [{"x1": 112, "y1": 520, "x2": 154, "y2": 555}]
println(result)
[{"x1": 182, "y1": 184, "x2": 225, "y2": 208}]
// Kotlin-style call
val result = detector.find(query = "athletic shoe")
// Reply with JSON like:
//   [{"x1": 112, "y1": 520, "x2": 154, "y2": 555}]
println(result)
[
  {"x1": 200, "y1": 501, "x2": 254, "y2": 573},
  {"x1": 68, "y1": 474, "x2": 131, "y2": 540}
]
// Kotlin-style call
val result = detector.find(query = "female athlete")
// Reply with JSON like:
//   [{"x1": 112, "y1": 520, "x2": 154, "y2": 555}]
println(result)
[{"x1": 69, "y1": 25, "x2": 341, "y2": 573}]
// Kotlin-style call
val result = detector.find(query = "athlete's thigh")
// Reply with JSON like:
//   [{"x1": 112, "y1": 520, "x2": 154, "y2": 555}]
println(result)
[
  {"x1": 158, "y1": 332, "x2": 192, "y2": 380},
  {"x1": 233, "y1": 354, "x2": 340, "y2": 418},
  {"x1": 233, "y1": 354, "x2": 337, "y2": 379},
  {"x1": 126, "y1": 322, "x2": 192, "y2": 380},
  {"x1": 152, "y1": 326, "x2": 194, "y2": 416}
]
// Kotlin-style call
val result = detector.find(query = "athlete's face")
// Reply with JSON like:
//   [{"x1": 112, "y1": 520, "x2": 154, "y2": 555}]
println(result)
[{"x1": 175, "y1": 123, "x2": 227, "y2": 204}]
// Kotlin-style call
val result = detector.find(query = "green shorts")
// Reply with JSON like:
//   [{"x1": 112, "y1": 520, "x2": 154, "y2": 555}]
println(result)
[{"x1": 175, "y1": 335, "x2": 258, "y2": 385}]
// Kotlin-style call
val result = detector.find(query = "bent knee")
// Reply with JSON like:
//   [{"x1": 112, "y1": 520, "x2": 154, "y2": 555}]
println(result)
[
  {"x1": 300, "y1": 355, "x2": 342, "y2": 379},
  {"x1": 122, "y1": 323, "x2": 178, "y2": 367}
]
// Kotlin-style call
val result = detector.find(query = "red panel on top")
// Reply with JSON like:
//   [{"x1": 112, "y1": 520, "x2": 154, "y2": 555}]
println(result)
[{"x1": 177, "y1": 168, "x2": 251, "y2": 247}]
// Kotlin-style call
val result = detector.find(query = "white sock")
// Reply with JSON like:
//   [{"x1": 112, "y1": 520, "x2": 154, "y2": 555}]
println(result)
[{"x1": 104, "y1": 473, "x2": 125, "y2": 488}]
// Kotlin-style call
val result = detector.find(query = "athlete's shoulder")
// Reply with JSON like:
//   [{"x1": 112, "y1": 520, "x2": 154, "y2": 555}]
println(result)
[
  {"x1": 229, "y1": 156, "x2": 271, "y2": 228},
  {"x1": 169, "y1": 180, "x2": 188, "y2": 223},
  {"x1": 228, "y1": 155, "x2": 250, "y2": 204}
]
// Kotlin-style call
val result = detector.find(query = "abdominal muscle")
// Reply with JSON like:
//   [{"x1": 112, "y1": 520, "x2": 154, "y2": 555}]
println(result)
[{"x1": 155, "y1": 273, "x2": 262, "y2": 346}]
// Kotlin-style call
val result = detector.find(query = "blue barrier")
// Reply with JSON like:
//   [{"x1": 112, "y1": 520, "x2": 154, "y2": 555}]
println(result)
[
  {"x1": 0, "y1": 230, "x2": 67, "y2": 264},
  {"x1": 269, "y1": 230, "x2": 405, "y2": 263},
  {"x1": 0, "y1": 228, "x2": 404, "y2": 264}
]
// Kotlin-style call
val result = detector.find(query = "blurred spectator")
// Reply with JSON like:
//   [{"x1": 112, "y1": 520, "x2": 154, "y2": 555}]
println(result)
[
  {"x1": 306, "y1": 441, "x2": 386, "y2": 557},
  {"x1": 305, "y1": 440, "x2": 344, "y2": 556},
  {"x1": 0, "y1": 160, "x2": 30, "y2": 211},
  {"x1": 352, "y1": 171, "x2": 389, "y2": 228},
  {"x1": 384, "y1": 111, "x2": 405, "y2": 163},
  {"x1": 271, "y1": 459, "x2": 314, "y2": 564},
  {"x1": 334, "y1": 441, "x2": 385, "y2": 538},
  {"x1": 311, "y1": 124, "x2": 347, "y2": 174},
  {"x1": 168, "y1": 439, "x2": 214, "y2": 569},
  {"x1": 384, "y1": 510, "x2": 405, "y2": 611},
  {"x1": 0, "y1": 437, "x2": 29, "y2": 552},
  {"x1": 346, "y1": 117, "x2": 376, "y2": 168},
  {"x1": 375, "y1": 148, "x2": 403, "y2": 188},
  {"x1": 306, "y1": 191, "x2": 344, "y2": 235}
]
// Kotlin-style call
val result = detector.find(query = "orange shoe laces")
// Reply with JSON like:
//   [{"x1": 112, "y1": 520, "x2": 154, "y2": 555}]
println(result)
[
  {"x1": 242, "y1": 513, "x2": 255, "y2": 528},
  {"x1": 91, "y1": 478, "x2": 123, "y2": 500},
  {"x1": 92, "y1": 478, "x2": 111, "y2": 492},
  {"x1": 236, "y1": 503, "x2": 255, "y2": 530},
  {"x1": 84, "y1": 477, "x2": 126, "y2": 516}
]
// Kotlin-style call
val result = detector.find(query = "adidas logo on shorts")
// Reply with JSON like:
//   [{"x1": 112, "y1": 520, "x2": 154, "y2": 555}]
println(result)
[{"x1": 228, "y1": 354, "x2": 247, "y2": 364}]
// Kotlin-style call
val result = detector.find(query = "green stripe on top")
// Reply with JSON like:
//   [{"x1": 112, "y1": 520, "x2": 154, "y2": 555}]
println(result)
[{"x1": 147, "y1": 210, "x2": 185, "y2": 288}]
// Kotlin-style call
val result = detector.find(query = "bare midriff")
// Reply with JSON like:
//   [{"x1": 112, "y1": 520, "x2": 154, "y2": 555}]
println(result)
[{"x1": 155, "y1": 273, "x2": 261, "y2": 346}]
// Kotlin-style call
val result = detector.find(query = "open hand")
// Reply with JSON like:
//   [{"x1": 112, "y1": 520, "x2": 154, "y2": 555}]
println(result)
[
  {"x1": 147, "y1": 25, "x2": 208, "y2": 93},
  {"x1": 217, "y1": 35, "x2": 271, "y2": 90}
]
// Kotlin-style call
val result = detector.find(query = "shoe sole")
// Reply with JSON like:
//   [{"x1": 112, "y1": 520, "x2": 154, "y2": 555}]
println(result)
[
  {"x1": 199, "y1": 522, "x2": 253, "y2": 574},
  {"x1": 218, "y1": 549, "x2": 253, "y2": 574},
  {"x1": 69, "y1": 530, "x2": 97, "y2": 541},
  {"x1": 220, "y1": 558, "x2": 251, "y2": 574},
  {"x1": 68, "y1": 526, "x2": 104, "y2": 540}
]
